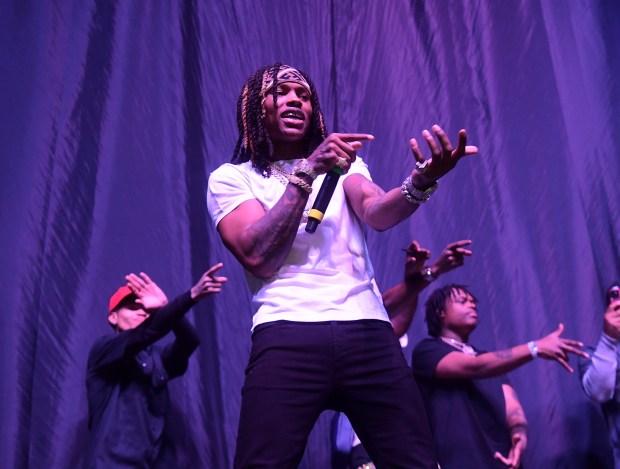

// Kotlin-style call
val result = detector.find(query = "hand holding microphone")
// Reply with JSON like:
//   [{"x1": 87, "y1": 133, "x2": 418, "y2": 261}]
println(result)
[{"x1": 303, "y1": 133, "x2": 374, "y2": 233}]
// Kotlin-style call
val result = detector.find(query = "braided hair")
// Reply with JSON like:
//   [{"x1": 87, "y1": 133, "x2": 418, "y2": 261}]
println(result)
[
  {"x1": 424, "y1": 284, "x2": 476, "y2": 337},
  {"x1": 231, "y1": 63, "x2": 328, "y2": 176}
]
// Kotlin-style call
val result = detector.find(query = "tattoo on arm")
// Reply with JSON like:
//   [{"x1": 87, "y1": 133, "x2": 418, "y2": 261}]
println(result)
[
  {"x1": 345, "y1": 174, "x2": 418, "y2": 229},
  {"x1": 504, "y1": 385, "x2": 528, "y2": 435},
  {"x1": 359, "y1": 178, "x2": 387, "y2": 219},
  {"x1": 246, "y1": 184, "x2": 308, "y2": 271},
  {"x1": 494, "y1": 348, "x2": 514, "y2": 359}
]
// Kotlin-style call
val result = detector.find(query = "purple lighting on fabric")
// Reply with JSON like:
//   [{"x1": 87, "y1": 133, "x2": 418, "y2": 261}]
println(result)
[{"x1": 0, "y1": 1, "x2": 618, "y2": 467}]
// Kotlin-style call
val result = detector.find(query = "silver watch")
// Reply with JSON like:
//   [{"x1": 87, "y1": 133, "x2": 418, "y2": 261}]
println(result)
[
  {"x1": 402, "y1": 176, "x2": 438, "y2": 204},
  {"x1": 409, "y1": 180, "x2": 438, "y2": 200},
  {"x1": 422, "y1": 266, "x2": 435, "y2": 282}
]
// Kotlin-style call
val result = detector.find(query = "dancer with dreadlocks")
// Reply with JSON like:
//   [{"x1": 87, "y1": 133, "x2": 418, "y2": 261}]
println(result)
[
  {"x1": 207, "y1": 63, "x2": 477, "y2": 468},
  {"x1": 411, "y1": 285, "x2": 587, "y2": 469}
]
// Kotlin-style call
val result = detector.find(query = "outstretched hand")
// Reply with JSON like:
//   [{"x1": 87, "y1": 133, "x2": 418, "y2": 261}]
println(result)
[
  {"x1": 402, "y1": 240, "x2": 431, "y2": 284},
  {"x1": 191, "y1": 263, "x2": 228, "y2": 301},
  {"x1": 536, "y1": 323, "x2": 589, "y2": 372},
  {"x1": 125, "y1": 272, "x2": 168, "y2": 310},
  {"x1": 431, "y1": 240, "x2": 473, "y2": 277},
  {"x1": 409, "y1": 125, "x2": 478, "y2": 184},
  {"x1": 494, "y1": 432, "x2": 526, "y2": 469}
]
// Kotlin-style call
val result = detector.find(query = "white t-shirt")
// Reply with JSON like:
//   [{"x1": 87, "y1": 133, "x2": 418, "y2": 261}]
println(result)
[{"x1": 207, "y1": 157, "x2": 390, "y2": 330}]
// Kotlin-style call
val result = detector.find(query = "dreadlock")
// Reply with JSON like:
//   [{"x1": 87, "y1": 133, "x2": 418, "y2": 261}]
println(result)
[
  {"x1": 424, "y1": 284, "x2": 477, "y2": 337},
  {"x1": 231, "y1": 63, "x2": 328, "y2": 177}
]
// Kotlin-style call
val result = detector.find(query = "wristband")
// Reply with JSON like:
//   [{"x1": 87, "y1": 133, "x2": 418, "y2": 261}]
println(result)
[
  {"x1": 527, "y1": 341, "x2": 538, "y2": 358},
  {"x1": 288, "y1": 175, "x2": 313, "y2": 194},
  {"x1": 293, "y1": 159, "x2": 318, "y2": 181},
  {"x1": 401, "y1": 175, "x2": 438, "y2": 204},
  {"x1": 421, "y1": 266, "x2": 435, "y2": 282}
]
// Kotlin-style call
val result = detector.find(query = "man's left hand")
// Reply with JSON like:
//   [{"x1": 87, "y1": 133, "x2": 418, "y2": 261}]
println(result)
[
  {"x1": 409, "y1": 125, "x2": 478, "y2": 187},
  {"x1": 431, "y1": 239, "x2": 473, "y2": 277},
  {"x1": 494, "y1": 431, "x2": 526, "y2": 468}
]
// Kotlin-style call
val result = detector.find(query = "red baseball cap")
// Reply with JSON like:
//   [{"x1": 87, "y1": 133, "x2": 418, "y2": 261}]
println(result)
[{"x1": 108, "y1": 285, "x2": 135, "y2": 312}]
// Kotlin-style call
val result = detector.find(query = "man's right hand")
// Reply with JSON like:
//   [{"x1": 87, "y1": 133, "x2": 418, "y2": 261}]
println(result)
[
  {"x1": 402, "y1": 240, "x2": 431, "y2": 284},
  {"x1": 603, "y1": 299, "x2": 620, "y2": 339},
  {"x1": 126, "y1": 272, "x2": 168, "y2": 310},
  {"x1": 306, "y1": 133, "x2": 373, "y2": 175},
  {"x1": 191, "y1": 263, "x2": 228, "y2": 301}
]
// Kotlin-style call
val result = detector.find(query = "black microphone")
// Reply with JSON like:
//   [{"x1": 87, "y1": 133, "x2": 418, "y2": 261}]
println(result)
[{"x1": 305, "y1": 166, "x2": 343, "y2": 233}]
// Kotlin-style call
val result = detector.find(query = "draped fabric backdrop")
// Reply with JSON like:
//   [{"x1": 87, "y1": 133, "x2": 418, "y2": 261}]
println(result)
[{"x1": 1, "y1": 1, "x2": 619, "y2": 467}]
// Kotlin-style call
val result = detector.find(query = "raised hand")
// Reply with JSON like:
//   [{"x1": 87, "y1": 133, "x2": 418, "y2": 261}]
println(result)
[
  {"x1": 125, "y1": 272, "x2": 168, "y2": 310},
  {"x1": 536, "y1": 323, "x2": 589, "y2": 372},
  {"x1": 190, "y1": 263, "x2": 228, "y2": 301},
  {"x1": 306, "y1": 133, "x2": 374, "y2": 175},
  {"x1": 402, "y1": 240, "x2": 430, "y2": 284},
  {"x1": 409, "y1": 125, "x2": 478, "y2": 184},
  {"x1": 431, "y1": 239, "x2": 473, "y2": 277}
]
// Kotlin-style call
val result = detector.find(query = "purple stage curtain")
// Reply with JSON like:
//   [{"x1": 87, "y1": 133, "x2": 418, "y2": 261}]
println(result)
[{"x1": 1, "y1": 1, "x2": 618, "y2": 467}]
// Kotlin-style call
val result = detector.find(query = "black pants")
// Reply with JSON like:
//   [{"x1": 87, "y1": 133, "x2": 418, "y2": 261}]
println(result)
[{"x1": 234, "y1": 320, "x2": 437, "y2": 469}]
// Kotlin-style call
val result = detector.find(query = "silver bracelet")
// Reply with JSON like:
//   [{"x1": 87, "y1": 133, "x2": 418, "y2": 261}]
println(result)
[
  {"x1": 293, "y1": 159, "x2": 318, "y2": 181},
  {"x1": 288, "y1": 174, "x2": 313, "y2": 194},
  {"x1": 401, "y1": 175, "x2": 438, "y2": 204},
  {"x1": 527, "y1": 341, "x2": 538, "y2": 358}
]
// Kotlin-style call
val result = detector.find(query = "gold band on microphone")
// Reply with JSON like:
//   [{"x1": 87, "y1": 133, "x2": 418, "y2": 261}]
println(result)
[{"x1": 308, "y1": 209, "x2": 325, "y2": 222}]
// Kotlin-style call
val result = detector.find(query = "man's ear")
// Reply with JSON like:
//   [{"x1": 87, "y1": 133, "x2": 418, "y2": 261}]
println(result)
[{"x1": 108, "y1": 311, "x2": 118, "y2": 327}]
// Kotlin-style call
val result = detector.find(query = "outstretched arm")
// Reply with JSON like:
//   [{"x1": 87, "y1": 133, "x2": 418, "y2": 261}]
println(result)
[
  {"x1": 383, "y1": 241, "x2": 430, "y2": 337},
  {"x1": 344, "y1": 126, "x2": 478, "y2": 231},
  {"x1": 216, "y1": 134, "x2": 372, "y2": 278},
  {"x1": 581, "y1": 299, "x2": 620, "y2": 402},
  {"x1": 494, "y1": 384, "x2": 527, "y2": 469},
  {"x1": 383, "y1": 240, "x2": 472, "y2": 338},
  {"x1": 163, "y1": 263, "x2": 228, "y2": 377},
  {"x1": 88, "y1": 292, "x2": 198, "y2": 372},
  {"x1": 435, "y1": 324, "x2": 588, "y2": 379},
  {"x1": 162, "y1": 317, "x2": 200, "y2": 378},
  {"x1": 89, "y1": 264, "x2": 227, "y2": 373}
]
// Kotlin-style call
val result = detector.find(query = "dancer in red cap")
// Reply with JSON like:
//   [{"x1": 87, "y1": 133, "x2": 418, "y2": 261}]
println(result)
[{"x1": 84, "y1": 263, "x2": 227, "y2": 468}]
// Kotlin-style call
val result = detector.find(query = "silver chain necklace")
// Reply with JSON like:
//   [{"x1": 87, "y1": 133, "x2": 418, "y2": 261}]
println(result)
[
  {"x1": 267, "y1": 162, "x2": 292, "y2": 186},
  {"x1": 266, "y1": 160, "x2": 310, "y2": 223},
  {"x1": 439, "y1": 336, "x2": 476, "y2": 355}
]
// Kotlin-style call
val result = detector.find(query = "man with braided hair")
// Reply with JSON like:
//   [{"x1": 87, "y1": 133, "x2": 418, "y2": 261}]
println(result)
[
  {"x1": 207, "y1": 63, "x2": 478, "y2": 468},
  {"x1": 412, "y1": 285, "x2": 587, "y2": 469}
]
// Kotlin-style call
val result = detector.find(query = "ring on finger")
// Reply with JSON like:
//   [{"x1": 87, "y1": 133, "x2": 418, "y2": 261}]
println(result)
[{"x1": 335, "y1": 157, "x2": 347, "y2": 169}]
